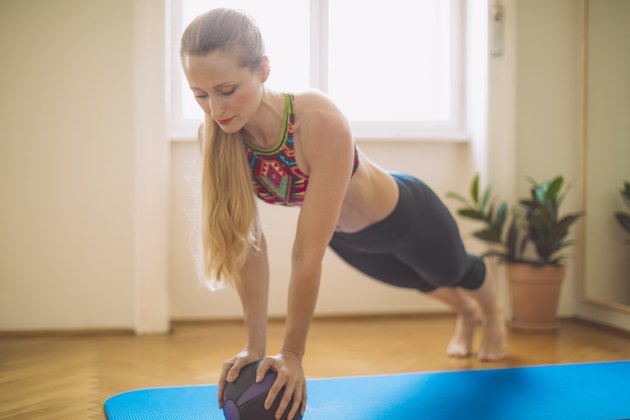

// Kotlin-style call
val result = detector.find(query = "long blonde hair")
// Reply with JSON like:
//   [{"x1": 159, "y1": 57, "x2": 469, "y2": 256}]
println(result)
[{"x1": 181, "y1": 9, "x2": 264, "y2": 286}]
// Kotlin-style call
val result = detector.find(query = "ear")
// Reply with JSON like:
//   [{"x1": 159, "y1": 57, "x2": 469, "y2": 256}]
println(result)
[{"x1": 259, "y1": 56, "x2": 270, "y2": 83}]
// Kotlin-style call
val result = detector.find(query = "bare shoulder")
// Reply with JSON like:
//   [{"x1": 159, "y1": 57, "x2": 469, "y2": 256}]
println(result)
[
  {"x1": 292, "y1": 90, "x2": 351, "y2": 140},
  {"x1": 291, "y1": 90, "x2": 354, "y2": 174}
]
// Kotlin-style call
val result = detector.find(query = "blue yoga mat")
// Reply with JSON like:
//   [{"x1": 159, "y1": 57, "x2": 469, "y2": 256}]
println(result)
[{"x1": 105, "y1": 361, "x2": 630, "y2": 419}]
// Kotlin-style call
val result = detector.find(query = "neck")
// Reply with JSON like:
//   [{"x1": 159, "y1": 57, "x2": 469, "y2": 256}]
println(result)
[{"x1": 241, "y1": 89, "x2": 286, "y2": 149}]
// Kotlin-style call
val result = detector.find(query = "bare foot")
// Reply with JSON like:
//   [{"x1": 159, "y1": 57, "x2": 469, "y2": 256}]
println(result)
[
  {"x1": 446, "y1": 309, "x2": 480, "y2": 358},
  {"x1": 477, "y1": 313, "x2": 506, "y2": 361}
]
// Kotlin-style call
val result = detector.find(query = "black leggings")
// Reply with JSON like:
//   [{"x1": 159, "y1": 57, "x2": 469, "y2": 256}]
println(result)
[{"x1": 329, "y1": 172, "x2": 485, "y2": 293}]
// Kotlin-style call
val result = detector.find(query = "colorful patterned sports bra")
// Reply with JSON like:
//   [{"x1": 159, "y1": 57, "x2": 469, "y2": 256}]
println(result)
[{"x1": 244, "y1": 94, "x2": 360, "y2": 207}]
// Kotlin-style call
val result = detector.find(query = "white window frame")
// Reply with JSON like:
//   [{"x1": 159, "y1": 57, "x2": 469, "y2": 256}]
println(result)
[{"x1": 167, "y1": 0, "x2": 467, "y2": 142}]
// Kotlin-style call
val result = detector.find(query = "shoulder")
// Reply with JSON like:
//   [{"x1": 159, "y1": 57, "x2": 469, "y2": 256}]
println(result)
[
  {"x1": 291, "y1": 90, "x2": 354, "y2": 172},
  {"x1": 292, "y1": 90, "x2": 351, "y2": 141}
]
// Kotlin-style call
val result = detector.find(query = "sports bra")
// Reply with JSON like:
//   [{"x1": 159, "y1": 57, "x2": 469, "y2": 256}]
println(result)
[{"x1": 244, "y1": 94, "x2": 360, "y2": 207}]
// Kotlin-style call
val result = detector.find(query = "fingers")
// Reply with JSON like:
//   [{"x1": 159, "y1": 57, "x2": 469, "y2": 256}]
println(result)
[
  {"x1": 218, "y1": 356, "x2": 250, "y2": 408},
  {"x1": 287, "y1": 383, "x2": 304, "y2": 420},
  {"x1": 217, "y1": 360, "x2": 233, "y2": 408},
  {"x1": 276, "y1": 381, "x2": 295, "y2": 419},
  {"x1": 260, "y1": 357, "x2": 279, "y2": 410},
  {"x1": 226, "y1": 357, "x2": 247, "y2": 383},
  {"x1": 256, "y1": 357, "x2": 273, "y2": 383},
  {"x1": 266, "y1": 373, "x2": 305, "y2": 420},
  {"x1": 223, "y1": 353, "x2": 307, "y2": 419},
  {"x1": 301, "y1": 385, "x2": 307, "y2": 416}
]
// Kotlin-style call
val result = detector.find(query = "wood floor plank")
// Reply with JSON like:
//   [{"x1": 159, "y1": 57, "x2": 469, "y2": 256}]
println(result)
[{"x1": 1, "y1": 315, "x2": 629, "y2": 419}]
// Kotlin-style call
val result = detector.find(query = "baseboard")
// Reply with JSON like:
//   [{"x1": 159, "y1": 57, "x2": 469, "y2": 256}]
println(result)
[
  {"x1": 170, "y1": 311, "x2": 454, "y2": 327},
  {"x1": 570, "y1": 316, "x2": 630, "y2": 339},
  {"x1": 2, "y1": 314, "x2": 625, "y2": 338},
  {"x1": 0, "y1": 327, "x2": 135, "y2": 338}
]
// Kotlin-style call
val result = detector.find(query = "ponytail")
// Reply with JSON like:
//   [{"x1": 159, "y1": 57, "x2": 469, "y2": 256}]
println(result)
[{"x1": 200, "y1": 115, "x2": 258, "y2": 286}]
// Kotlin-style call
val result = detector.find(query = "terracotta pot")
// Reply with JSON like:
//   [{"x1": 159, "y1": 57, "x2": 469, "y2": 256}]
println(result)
[{"x1": 506, "y1": 263, "x2": 566, "y2": 332}]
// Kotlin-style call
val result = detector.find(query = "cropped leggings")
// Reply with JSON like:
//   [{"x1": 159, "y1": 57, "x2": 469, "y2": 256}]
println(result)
[{"x1": 328, "y1": 173, "x2": 486, "y2": 293}]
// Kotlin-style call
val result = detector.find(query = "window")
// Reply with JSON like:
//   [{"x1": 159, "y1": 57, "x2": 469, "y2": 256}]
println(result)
[{"x1": 169, "y1": 0, "x2": 465, "y2": 139}]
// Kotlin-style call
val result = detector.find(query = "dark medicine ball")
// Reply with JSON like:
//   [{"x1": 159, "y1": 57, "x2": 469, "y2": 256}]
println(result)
[{"x1": 223, "y1": 361, "x2": 303, "y2": 420}]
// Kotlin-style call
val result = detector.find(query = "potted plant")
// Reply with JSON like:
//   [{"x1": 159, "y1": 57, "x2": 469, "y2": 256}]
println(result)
[
  {"x1": 446, "y1": 174, "x2": 518, "y2": 262},
  {"x1": 614, "y1": 181, "x2": 630, "y2": 245},
  {"x1": 447, "y1": 174, "x2": 584, "y2": 331}
]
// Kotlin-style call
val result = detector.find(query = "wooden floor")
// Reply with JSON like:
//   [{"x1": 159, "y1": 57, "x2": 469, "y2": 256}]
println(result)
[{"x1": 1, "y1": 315, "x2": 629, "y2": 419}]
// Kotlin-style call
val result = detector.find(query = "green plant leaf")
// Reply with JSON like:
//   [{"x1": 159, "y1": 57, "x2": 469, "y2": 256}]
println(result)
[
  {"x1": 505, "y1": 220, "x2": 518, "y2": 261},
  {"x1": 473, "y1": 229, "x2": 502, "y2": 243},
  {"x1": 471, "y1": 174, "x2": 479, "y2": 204},
  {"x1": 529, "y1": 208, "x2": 553, "y2": 231},
  {"x1": 621, "y1": 181, "x2": 630, "y2": 209},
  {"x1": 557, "y1": 213, "x2": 583, "y2": 232},
  {"x1": 482, "y1": 250, "x2": 508, "y2": 259},
  {"x1": 615, "y1": 212, "x2": 630, "y2": 233},
  {"x1": 526, "y1": 176, "x2": 539, "y2": 186},
  {"x1": 496, "y1": 203, "x2": 508, "y2": 228},
  {"x1": 519, "y1": 199, "x2": 537, "y2": 208},
  {"x1": 486, "y1": 202, "x2": 496, "y2": 223},
  {"x1": 556, "y1": 182, "x2": 573, "y2": 207},
  {"x1": 458, "y1": 208, "x2": 487, "y2": 221},
  {"x1": 446, "y1": 192, "x2": 469, "y2": 206},
  {"x1": 550, "y1": 256, "x2": 566, "y2": 265},
  {"x1": 535, "y1": 184, "x2": 547, "y2": 205},
  {"x1": 480, "y1": 187, "x2": 491, "y2": 213},
  {"x1": 546, "y1": 176, "x2": 564, "y2": 201},
  {"x1": 519, "y1": 236, "x2": 529, "y2": 258}
]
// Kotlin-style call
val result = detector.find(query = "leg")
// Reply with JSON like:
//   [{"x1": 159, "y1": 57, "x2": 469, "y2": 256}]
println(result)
[
  {"x1": 395, "y1": 179, "x2": 506, "y2": 361},
  {"x1": 426, "y1": 287, "x2": 481, "y2": 357},
  {"x1": 331, "y1": 174, "x2": 507, "y2": 360},
  {"x1": 329, "y1": 243, "x2": 493, "y2": 359},
  {"x1": 457, "y1": 259, "x2": 506, "y2": 361}
]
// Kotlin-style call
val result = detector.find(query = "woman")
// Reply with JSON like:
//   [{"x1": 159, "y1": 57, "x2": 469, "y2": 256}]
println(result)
[{"x1": 181, "y1": 8, "x2": 506, "y2": 420}]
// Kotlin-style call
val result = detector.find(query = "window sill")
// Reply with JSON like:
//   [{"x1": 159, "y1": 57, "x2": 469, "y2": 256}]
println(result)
[
  {"x1": 169, "y1": 133, "x2": 470, "y2": 144},
  {"x1": 169, "y1": 125, "x2": 470, "y2": 144}
]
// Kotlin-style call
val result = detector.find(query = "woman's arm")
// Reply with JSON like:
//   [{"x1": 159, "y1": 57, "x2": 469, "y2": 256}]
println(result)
[
  {"x1": 217, "y1": 220, "x2": 270, "y2": 407},
  {"x1": 259, "y1": 95, "x2": 355, "y2": 419},
  {"x1": 284, "y1": 96, "x2": 354, "y2": 359},
  {"x1": 234, "y1": 225, "x2": 269, "y2": 358}
]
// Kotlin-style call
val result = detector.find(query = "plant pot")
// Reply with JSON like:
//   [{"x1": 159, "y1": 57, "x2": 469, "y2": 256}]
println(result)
[{"x1": 506, "y1": 263, "x2": 566, "y2": 332}]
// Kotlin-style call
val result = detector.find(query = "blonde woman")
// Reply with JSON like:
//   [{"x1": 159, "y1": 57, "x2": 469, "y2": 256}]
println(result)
[{"x1": 181, "y1": 8, "x2": 506, "y2": 420}]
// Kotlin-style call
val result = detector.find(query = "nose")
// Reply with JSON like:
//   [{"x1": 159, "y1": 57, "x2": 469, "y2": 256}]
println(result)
[{"x1": 207, "y1": 96, "x2": 226, "y2": 120}]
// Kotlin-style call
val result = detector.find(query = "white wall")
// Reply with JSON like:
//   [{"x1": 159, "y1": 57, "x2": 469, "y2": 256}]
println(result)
[
  {"x1": 3, "y1": 0, "x2": 627, "y2": 332},
  {"x1": 582, "y1": 0, "x2": 630, "y2": 308},
  {"x1": 514, "y1": 0, "x2": 583, "y2": 317},
  {"x1": 169, "y1": 141, "x2": 477, "y2": 320},
  {"x1": 513, "y1": 0, "x2": 629, "y2": 331},
  {"x1": 0, "y1": 0, "x2": 135, "y2": 330},
  {"x1": 577, "y1": 0, "x2": 630, "y2": 330}
]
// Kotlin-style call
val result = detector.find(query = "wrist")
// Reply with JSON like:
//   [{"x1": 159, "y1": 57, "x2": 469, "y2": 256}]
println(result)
[
  {"x1": 246, "y1": 343, "x2": 266, "y2": 359},
  {"x1": 279, "y1": 347, "x2": 304, "y2": 361}
]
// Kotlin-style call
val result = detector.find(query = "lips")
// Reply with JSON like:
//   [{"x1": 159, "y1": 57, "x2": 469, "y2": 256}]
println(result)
[{"x1": 217, "y1": 117, "x2": 235, "y2": 126}]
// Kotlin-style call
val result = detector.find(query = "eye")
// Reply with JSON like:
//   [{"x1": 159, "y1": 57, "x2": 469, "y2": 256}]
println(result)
[
  {"x1": 221, "y1": 88, "x2": 236, "y2": 96},
  {"x1": 194, "y1": 93, "x2": 208, "y2": 100}
]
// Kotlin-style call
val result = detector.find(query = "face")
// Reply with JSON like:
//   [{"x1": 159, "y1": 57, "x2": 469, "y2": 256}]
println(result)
[{"x1": 182, "y1": 50, "x2": 269, "y2": 133}]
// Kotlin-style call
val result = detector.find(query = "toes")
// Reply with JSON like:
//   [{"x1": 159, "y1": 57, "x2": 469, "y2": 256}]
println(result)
[
  {"x1": 447, "y1": 346, "x2": 471, "y2": 358},
  {"x1": 477, "y1": 337, "x2": 506, "y2": 362},
  {"x1": 478, "y1": 351, "x2": 505, "y2": 362},
  {"x1": 447, "y1": 338, "x2": 472, "y2": 357}
]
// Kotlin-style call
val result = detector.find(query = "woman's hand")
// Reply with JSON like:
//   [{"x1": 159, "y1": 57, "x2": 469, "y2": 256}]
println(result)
[
  {"x1": 257, "y1": 351, "x2": 307, "y2": 420},
  {"x1": 217, "y1": 348, "x2": 263, "y2": 409}
]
